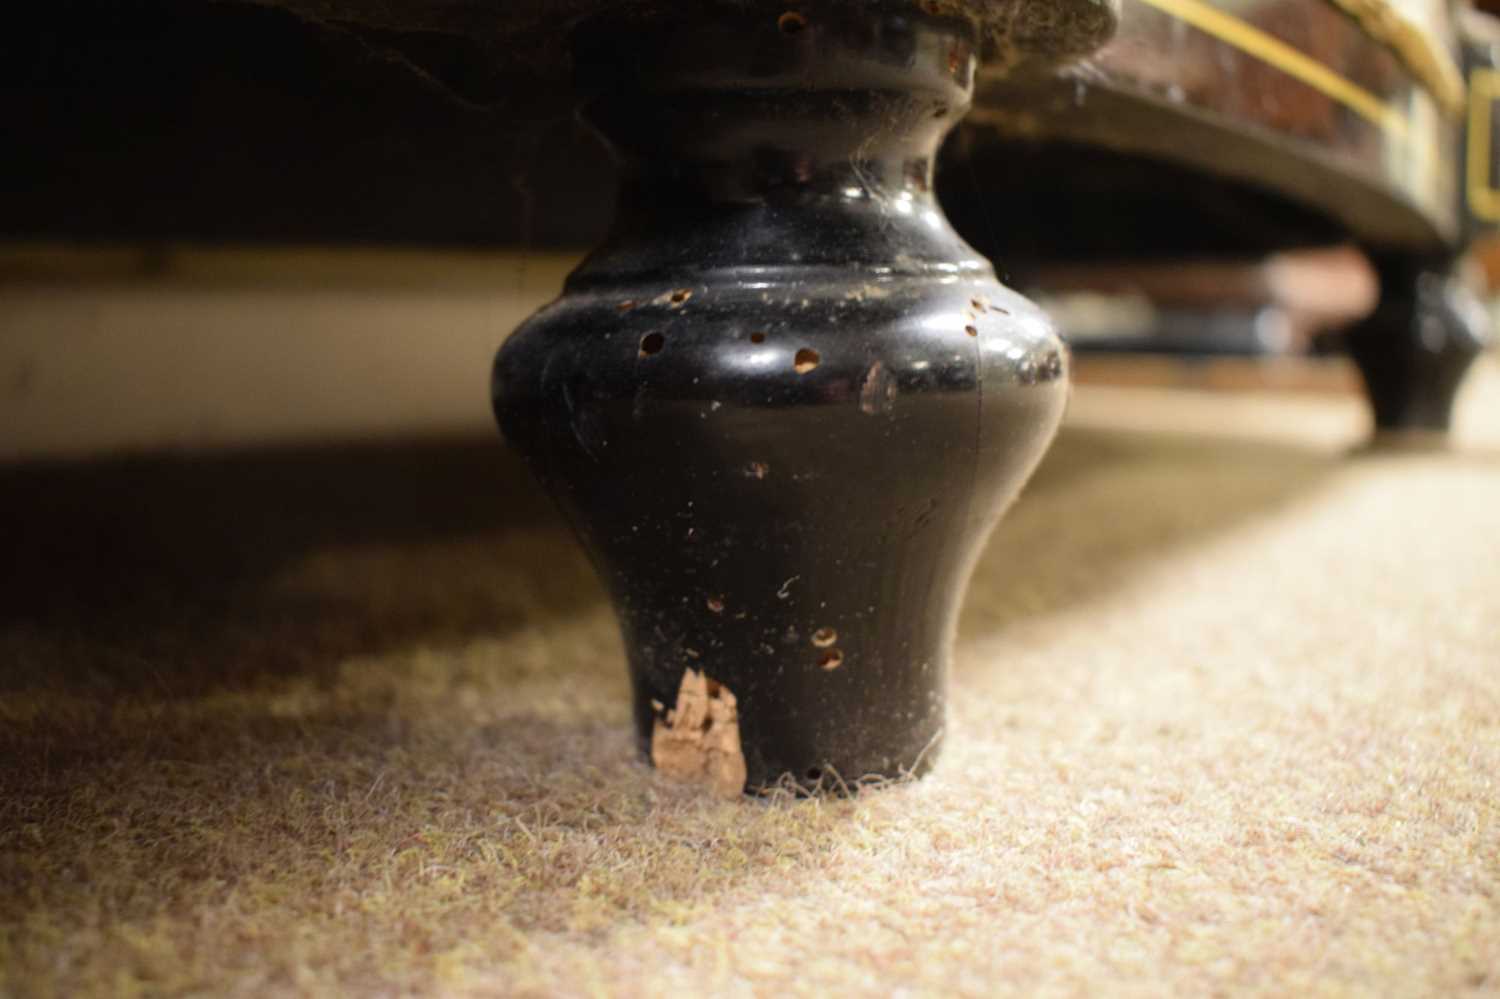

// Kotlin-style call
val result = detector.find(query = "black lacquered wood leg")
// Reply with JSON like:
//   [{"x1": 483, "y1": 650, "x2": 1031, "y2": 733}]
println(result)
[
  {"x1": 1348, "y1": 254, "x2": 1491, "y2": 439},
  {"x1": 493, "y1": 1, "x2": 1069, "y2": 793}
]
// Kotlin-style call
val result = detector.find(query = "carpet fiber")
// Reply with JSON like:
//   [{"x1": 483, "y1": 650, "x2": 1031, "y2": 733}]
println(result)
[{"x1": 3, "y1": 363, "x2": 1498, "y2": 996}]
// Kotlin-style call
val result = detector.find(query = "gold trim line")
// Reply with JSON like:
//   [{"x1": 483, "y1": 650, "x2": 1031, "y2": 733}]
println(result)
[
  {"x1": 1324, "y1": 0, "x2": 1465, "y2": 117},
  {"x1": 1135, "y1": 0, "x2": 1408, "y2": 138},
  {"x1": 1468, "y1": 68, "x2": 1500, "y2": 222}
]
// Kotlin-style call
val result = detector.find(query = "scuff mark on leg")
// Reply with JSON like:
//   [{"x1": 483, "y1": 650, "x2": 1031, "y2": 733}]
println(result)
[{"x1": 860, "y1": 360, "x2": 897, "y2": 415}]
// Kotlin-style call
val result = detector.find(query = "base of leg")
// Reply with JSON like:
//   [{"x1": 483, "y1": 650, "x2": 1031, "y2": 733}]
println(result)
[{"x1": 1358, "y1": 428, "x2": 1456, "y2": 454}]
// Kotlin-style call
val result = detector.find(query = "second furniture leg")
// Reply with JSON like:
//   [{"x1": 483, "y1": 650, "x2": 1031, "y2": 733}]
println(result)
[{"x1": 1347, "y1": 254, "x2": 1490, "y2": 439}]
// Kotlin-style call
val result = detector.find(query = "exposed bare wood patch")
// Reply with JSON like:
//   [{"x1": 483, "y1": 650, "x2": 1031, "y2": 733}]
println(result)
[{"x1": 650, "y1": 669, "x2": 747, "y2": 799}]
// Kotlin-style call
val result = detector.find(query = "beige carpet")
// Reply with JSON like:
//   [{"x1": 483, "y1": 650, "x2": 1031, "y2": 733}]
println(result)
[{"x1": 2, "y1": 361, "x2": 1498, "y2": 996}]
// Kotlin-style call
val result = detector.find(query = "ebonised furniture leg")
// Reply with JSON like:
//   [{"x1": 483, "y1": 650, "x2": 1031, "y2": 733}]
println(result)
[
  {"x1": 493, "y1": 1, "x2": 1069, "y2": 793},
  {"x1": 1348, "y1": 254, "x2": 1491, "y2": 440}
]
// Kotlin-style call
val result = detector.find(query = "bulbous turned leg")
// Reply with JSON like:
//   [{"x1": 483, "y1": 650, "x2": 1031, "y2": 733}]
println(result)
[
  {"x1": 493, "y1": 1, "x2": 1068, "y2": 793},
  {"x1": 1347, "y1": 254, "x2": 1491, "y2": 442}
]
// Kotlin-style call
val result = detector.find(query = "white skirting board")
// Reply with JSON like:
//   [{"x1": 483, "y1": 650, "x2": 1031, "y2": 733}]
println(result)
[{"x1": 0, "y1": 245, "x2": 580, "y2": 461}]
